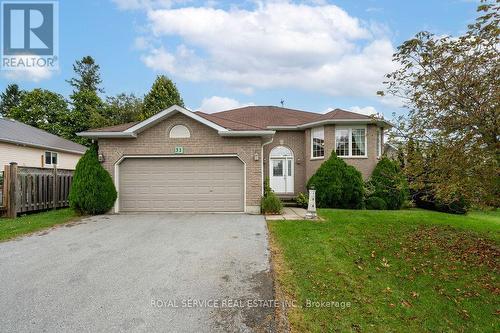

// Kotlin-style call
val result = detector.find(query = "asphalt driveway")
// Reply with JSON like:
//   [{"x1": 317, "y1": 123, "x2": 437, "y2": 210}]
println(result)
[{"x1": 0, "y1": 213, "x2": 275, "y2": 332}]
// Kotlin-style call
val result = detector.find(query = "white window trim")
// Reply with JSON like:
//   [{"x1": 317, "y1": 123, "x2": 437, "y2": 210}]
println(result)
[
  {"x1": 44, "y1": 151, "x2": 58, "y2": 166},
  {"x1": 310, "y1": 126, "x2": 325, "y2": 160},
  {"x1": 334, "y1": 125, "x2": 368, "y2": 158},
  {"x1": 169, "y1": 124, "x2": 191, "y2": 138}
]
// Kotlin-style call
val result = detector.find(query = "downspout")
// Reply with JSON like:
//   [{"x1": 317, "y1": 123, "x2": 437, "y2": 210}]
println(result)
[{"x1": 261, "y1": 136, "x2": 274, "y2": 196}]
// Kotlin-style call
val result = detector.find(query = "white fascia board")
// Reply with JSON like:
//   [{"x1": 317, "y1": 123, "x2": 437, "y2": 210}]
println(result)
[
  {"x1": 218, "y1": 130, "x2": 276, "y2": 137},
  {"x1": 125, "y1": 105, "x2": 228, "y2": 134},
  {"x1": 298, "y1": 119, "x2": 393, "y2": 129},
  {"x1": 76, "y1": 132, "x2": 137, "y2": 138},
  {"x1": 266, "y1": 126, "x2": 303, "y2": 131}
]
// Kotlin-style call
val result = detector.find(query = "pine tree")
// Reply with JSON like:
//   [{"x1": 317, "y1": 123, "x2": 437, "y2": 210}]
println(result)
[
  {"x1": 141, "y1": 75, "x2": 184, "y2": 119},
  {"x1": 0, "y1": 84, "x2": 25, "y2": 117}
]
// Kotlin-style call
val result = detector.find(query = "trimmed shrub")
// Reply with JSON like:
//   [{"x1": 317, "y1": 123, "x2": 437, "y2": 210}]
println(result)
[
  {"x1": 365, "y1": 196, "x2": 387, "y2": 210},
  {"x1": 307, "y1": 152, "x2": 364, "y2": 209},
  {"x1": 367, "y1": 158, "x2": 408, "y2": 210},
  {"x1": 261, "y1": 192, "x2": 283, "y2": 214},
  {"x1": 69, "y1": 145, "x2": 117, "y2": 215},
  {"x1": 296, "y1": 192, "x2": 308, "y2": 208}
]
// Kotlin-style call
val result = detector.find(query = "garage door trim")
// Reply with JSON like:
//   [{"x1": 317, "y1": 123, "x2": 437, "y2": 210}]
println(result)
[{"x1": 113, "y1": 154, "x2": 246, "y2": 213}]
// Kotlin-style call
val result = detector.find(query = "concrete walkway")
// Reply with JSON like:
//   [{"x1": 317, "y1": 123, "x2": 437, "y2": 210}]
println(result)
[{"x1": 265, "y1": 207, "x2": 307, "y2": 220}]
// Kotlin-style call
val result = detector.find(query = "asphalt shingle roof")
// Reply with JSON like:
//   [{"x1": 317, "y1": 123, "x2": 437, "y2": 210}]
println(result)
[
  {"x1": 0, "y1": 117, "x2": 87, "y2": 154},
  {"x1": 86, "y1": 106, "x2": 379, "y2": 132}
]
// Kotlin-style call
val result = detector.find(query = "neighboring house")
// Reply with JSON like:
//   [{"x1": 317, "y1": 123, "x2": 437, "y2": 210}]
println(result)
[
  {"x1": 0, "y1": 117, "x2": 87, "y2": 170},
  {"x1": 79, "y1": 105, "x2": 391, "y2": 214}
]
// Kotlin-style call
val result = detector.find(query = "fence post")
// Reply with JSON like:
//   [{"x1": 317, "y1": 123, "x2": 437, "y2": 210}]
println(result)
[
  {"x1": 53, "y1": 165, "x2": 58, "y2": 209},
  {"x1": 7, "y1": 162, "x2": 18, "y2": 218}
]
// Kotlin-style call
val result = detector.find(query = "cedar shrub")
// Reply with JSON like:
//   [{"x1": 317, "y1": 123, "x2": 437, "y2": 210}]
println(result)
[
  {"x1": 69, "y1": 145, "x2": 117, "y2": 215},
  {"x1": 307, "y1": 152, "x2": 364, "y2": 209}
]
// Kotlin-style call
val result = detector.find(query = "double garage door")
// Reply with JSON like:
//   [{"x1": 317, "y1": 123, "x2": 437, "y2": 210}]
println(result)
[{"x1": 119, "y1": 157, "x2": 244, "y2": 212}]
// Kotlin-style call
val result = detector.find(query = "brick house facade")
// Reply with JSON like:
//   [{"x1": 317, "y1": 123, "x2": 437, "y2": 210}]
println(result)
[{"x1": 80, "y1": 105, "x2": 390, "y2": 214}]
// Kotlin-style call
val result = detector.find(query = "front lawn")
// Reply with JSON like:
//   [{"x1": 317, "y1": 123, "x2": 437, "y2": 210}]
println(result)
[
  {"x1": 268, "y1": 209, "x2": 500, "y2": 332},
  {"x1": 0, "y1": 208, "x2": 79, "y2": 242}
]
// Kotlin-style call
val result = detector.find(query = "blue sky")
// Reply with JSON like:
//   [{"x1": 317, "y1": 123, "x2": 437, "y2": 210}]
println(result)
[{"x1": 0, "y1": 0, "x2": 480, "y2": 118}]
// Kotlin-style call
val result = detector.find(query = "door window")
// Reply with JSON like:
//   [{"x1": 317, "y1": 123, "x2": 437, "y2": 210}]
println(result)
[{"x1": 273, "y1": 160, "x2": 283, "y2": 176}]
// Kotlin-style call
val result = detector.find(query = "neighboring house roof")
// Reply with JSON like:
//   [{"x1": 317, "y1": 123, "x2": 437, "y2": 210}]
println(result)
[
  {"x1": 0, "y1": 117, "x2": 87, "y2": 154},
  {"x1": 79, "y1": 105, "x2": 392, "y2": 138}
]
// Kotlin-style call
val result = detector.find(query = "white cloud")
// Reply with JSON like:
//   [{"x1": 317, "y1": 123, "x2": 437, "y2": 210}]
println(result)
[
  {"x1": 112, "y1": 0, "x2": 182, "y2": 10},
  {"x1": 198, "y1": 96, "x2": 254, "y2": 113},
  {"x1": 134, "y1": 1, "x2": 395, "y2": 97},
  {"x1": 2, "y1": 66, "x2": 54, "y2": 82},
  {"x1": 349, "y1": 105, "x2": 378, "y2": 116}
]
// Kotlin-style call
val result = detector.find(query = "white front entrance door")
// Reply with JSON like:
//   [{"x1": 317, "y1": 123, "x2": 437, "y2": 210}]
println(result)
[{"x1": 269, "y1": 146, "x2": 294, "y2": 194}]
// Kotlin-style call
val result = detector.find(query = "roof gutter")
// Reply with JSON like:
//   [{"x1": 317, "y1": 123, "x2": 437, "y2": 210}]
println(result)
[
  {"x1": 0, "y1": 138, "x2": 87, "y2": 155},
  {"x1": 76, "y1": 131, "x2": 137, "y2": 139},
  {"x1": 297, "y1": 119, "x2": 393, "y2": 129},
  {"x1": 218, "y1": 130, "x2": 276, "y2": 137},
  {"x1": 265, "y1": 119, "x2": 393, "y2": 130}
]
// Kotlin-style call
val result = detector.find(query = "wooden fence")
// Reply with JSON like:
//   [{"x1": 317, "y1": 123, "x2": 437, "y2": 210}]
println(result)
[{"x1": 1, "y1": 163, "x2": 74, "y2": 218}]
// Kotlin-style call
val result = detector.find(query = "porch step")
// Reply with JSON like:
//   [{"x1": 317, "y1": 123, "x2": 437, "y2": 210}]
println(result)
[{"x1": 277, "y1": 195, "x2": 298, "y2": 207}]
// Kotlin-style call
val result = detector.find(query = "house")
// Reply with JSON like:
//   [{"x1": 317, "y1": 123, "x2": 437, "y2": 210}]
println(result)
[
  {"x1": 0, "y1": 117, "x2": 87, "y2": 170},
  {"x1": 78, "y1": 105, "x2": 391, "y2": 214}
]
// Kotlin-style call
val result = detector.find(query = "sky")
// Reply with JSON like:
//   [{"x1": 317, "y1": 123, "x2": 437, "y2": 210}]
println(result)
[{"x1": 0, "y1": 0, "x2": 481, "y2": 118}]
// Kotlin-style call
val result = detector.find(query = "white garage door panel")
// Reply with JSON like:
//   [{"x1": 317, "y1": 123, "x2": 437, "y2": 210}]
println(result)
[{"x1": 119, "y1": 157, "x2": 244, "y2": 212}]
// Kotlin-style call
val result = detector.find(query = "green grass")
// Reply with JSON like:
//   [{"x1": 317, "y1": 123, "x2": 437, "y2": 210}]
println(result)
[
  {"x1": 0, "y1": 208, "x2": 79, "y2": 242},
  {"x1": 268, "y1": 209, "x2": 500, "y2": 332}
]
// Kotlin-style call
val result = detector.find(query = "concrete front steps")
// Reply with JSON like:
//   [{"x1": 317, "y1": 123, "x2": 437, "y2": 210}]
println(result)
[{"x1": 277, "y1": 194, "x2": 298, "y2": 207}]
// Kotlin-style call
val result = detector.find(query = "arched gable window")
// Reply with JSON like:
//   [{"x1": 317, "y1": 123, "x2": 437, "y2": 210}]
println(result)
[
  {"x1": 270, "y1": 146, "x2": 293, "y2": 158},
  {"x1": 169, "y1": 125, "x2": 190, "y2": 138}
]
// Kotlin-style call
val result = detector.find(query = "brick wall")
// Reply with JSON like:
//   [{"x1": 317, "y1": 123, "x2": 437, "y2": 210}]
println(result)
[
  {"x1": 263, "y1": 131, "x2": 306, "y2": 195},
  {"x1": 98, "y1": 113, "x2": 263, "y2": 210},
  {"x1": 305, "y1": 124, "x2": 382, "y2": 180}
]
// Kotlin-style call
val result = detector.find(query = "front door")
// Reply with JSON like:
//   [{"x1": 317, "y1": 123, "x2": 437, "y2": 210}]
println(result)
[{"x1": 270, "y1": 157, "x2": 294, "y2": 193}]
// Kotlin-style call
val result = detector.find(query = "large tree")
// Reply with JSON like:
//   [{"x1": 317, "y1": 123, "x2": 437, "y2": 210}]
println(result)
[
  {"x1": 104, "y1": 93, "x2": 143, "y2": 125},
  {"x1": 9, "y1": 89, "x2": 70, "y2": 138},
  {"x1": 66, "y1": 56, "x2": 104, "y2": 94},
  {"x1": 141, "y1": 75, "x2": 184, "y2": 120},
  {"x1": 67, "y1": 56, "x2": 107, "y2": 145},
  {"x1": 0, "y1": 84, "x2": 25, "y2": 117},
  {"x1": 378, "y1": 0, "x2": 499, "y2": 207}
]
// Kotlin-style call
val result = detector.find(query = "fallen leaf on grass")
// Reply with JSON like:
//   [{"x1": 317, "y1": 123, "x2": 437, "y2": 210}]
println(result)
[
  {"x1": 411, "y1": 291, "x2": 419, "y2": 298},
  {"x1": 381, "y1": 258, "x2": 390, "y2": 268},
  {"x1": 401, "y1": 300, "x2": 412, "y2": 308}
]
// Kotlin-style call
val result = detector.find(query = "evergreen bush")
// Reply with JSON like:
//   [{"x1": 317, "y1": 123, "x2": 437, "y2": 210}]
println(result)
[
  {"x1": 365, "y1": 196, "x2": 387, "y2": 210},
  {"x1": 69, "y1": 145, "x2": 117, "y2": 215},
  {"x1": 367, "y1": 158, "x2": 408, "y2": 210},
  {"x1": 307, "y1": 152, "x2": 364, "y2": 209}
]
